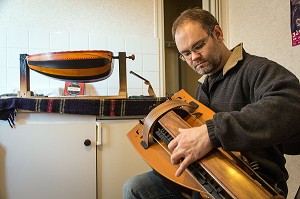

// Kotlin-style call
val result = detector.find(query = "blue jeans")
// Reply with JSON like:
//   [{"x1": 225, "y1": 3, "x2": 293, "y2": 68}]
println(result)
[{"x1": 122, "y1": 170, "x2": 194, "y2": 199}]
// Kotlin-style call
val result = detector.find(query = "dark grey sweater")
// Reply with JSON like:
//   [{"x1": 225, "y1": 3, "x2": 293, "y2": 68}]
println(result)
[{"x1": 196, "y1": 48, "x2": 300, "y2": 197}]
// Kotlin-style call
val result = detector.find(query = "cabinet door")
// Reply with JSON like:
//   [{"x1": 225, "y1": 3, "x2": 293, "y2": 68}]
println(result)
[
  {"x1": 97, "y1": 120, "x2": 151, "y2": 199},
  {"x1": 0, "y1": 112, "x2": 97, "y2": 199}
]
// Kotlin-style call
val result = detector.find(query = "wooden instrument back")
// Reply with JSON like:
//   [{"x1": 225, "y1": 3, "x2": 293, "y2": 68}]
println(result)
[
  {"x1": 127, "y1": 89, "x2": 283, "y2": 199},
  {"x1": 26, "y1": 50, "x2": 113, "y2": 82}
]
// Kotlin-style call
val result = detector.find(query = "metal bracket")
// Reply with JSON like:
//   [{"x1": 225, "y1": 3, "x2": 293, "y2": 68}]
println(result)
[
  {"x1": 113, "y1": 52, "x2": 135, "y2": 98},
  {"x1": 18, "y1": 54, "x2": 33, "y2": 97}
]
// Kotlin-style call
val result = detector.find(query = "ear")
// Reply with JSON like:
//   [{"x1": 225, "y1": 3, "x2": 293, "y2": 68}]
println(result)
[{"x1": 213, "y1": 25, "x2": 224, "y2": 41}]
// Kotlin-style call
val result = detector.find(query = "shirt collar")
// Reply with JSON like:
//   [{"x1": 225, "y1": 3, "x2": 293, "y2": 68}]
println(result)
[
  {"x1": 222, "y1": 43, "x2": 243, "y2": 75},
  {"x1": 198, "y1": 43, "x2": 244, "y2": 83}
]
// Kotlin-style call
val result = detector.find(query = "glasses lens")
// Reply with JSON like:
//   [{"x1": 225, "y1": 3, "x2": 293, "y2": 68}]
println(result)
[
  {"x1": 179, "y1": 54, "x2": 186, "y2": 61},
  {"x1": 178, "y1": 31, "x2": 211, "y2": 62}
]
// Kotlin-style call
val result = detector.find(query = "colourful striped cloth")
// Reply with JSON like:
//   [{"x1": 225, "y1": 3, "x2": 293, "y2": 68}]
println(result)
[{"x1": 0, "y1": 97, "x2": 167, "y2": 126}]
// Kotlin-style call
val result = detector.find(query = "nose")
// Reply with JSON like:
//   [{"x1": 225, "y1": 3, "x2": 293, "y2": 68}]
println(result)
[{"x1": 191, "y1": 51, "x2": 202, "y2": 61}]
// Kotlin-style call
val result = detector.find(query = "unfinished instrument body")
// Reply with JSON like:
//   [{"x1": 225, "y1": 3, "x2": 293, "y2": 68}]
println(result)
[
  {"x1": 127, "y1": 89, "x2": 283, "y2": 199},
  {"x1": 26, "y1": 50, "x2": 114, "y2": 82}
]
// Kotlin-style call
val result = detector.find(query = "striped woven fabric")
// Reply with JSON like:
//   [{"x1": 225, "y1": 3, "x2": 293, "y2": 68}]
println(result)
[{"x1": 0, "y1": 97, "x2": 167, "y2": 120}]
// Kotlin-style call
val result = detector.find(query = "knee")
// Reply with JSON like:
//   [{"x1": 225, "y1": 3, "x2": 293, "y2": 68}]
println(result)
[
  {"x1": 122, "y1": 176, "x2": 139, "y2": 199},
  {"x1": 122, "y1": 171, "x2": 158, "y2": 199}
]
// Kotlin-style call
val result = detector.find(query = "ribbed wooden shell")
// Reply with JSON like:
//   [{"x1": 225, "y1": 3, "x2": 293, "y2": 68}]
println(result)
[{"x1": 26, "y1": 50, "x2": 113, "y2": 82}]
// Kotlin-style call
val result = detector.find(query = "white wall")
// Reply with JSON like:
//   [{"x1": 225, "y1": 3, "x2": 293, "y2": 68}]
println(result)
[
  {"x1": 226, "y1": 1, "x2": 300, "y2": 198},
  {"x1": 0, "y1": 0, "x2": 161, "y2": 97},
  {"x1": 227, "y1": 0, "x2": 300, "y2": 79}
]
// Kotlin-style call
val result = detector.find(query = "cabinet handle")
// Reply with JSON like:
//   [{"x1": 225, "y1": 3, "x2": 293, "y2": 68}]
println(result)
[
  {"x1": 84, "y1": 139, "x2": 91, "y2": 146},
  {"x1": 96, "y1": 121, "x2": 102, "y2": 146}
]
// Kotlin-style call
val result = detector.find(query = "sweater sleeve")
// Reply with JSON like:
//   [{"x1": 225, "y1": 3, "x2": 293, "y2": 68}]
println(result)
[
  {"x1": 206, "y1": 119, "x2": 220, "y2": 148},
  {"x1": 209, "y1": 59, "x2": 300, "y2": 152}
]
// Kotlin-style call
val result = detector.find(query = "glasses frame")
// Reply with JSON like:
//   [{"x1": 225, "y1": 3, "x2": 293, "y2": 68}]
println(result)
[{"x1": 179, "y1": 31, "x2": 212, "y2": 62}]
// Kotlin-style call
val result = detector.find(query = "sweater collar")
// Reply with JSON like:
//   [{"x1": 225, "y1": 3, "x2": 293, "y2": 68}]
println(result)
[{"x1": 198, "y1": 43, "x2": 244, "y2": 83}]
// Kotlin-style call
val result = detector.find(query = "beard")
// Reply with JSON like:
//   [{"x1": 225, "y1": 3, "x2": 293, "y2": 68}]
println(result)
[{"x1": 193, "y1": 43, "x2": 222, "y2": 75}]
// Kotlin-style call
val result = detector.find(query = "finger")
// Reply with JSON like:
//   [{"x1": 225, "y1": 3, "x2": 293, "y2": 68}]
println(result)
[
  {"x1": 170, "y1": 157, "x2": 180, "y2": 165},
  {"x1": 175, "y1": 157, "x2": 191, "y2": 177},
  {"x1": 178, "y1": 128, "x2": 185, "y2": 133},
  {"x1": 170, "y1": 140, "x2": 188, "y2": 165},
  {"x1": 170, "y1": 152, "x2": 182, "y2": 165},
  {"x1": 168, "y1": 137, "x2": 178, "y2": 151}
]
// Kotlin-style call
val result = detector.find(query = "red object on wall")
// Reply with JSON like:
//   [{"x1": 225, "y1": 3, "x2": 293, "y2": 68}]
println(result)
[{"x1": 63, "y1": 82, "x2": 85, "y2": 96}]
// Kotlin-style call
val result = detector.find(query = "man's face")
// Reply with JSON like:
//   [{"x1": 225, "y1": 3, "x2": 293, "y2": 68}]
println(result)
[{"x1": 175, "y1": 21, "x2": 222, "y2": 75}]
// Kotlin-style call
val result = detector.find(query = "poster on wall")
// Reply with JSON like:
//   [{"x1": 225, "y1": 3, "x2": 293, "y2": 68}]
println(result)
[{"x1": 291, "y1": 0, "x2": 300, "y2": 46}]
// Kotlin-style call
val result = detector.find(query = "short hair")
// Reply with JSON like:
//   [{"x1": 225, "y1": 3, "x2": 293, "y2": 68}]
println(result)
[{"x1": 172, "y1": 7, "x2": 219, "y2": 40}]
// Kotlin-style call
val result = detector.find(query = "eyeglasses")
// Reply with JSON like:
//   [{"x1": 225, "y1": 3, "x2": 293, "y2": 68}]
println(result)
[{"x1": 179, "y1": 31, "x2": 212, "y2": 62}]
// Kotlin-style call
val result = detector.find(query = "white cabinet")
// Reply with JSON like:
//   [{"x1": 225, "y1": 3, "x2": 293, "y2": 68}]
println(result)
[
  {"x1": 97, "y1": 119, "x2": 151, "y2": 199},
  {"x1": 0, "y1": 113, "x2": 151, "y2": 199},
  {"x1": 0, "y1": 112, "x2": 97, "y2": 199}
]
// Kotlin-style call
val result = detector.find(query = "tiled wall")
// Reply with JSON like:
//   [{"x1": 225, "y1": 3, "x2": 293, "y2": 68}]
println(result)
[{"x1": 0, "y1": 28, "x2": 160, "y2": 97}]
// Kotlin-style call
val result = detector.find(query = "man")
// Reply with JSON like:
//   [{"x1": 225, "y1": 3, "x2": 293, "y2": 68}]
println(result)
[{"x1": 123, "y1": 8, "x2": 300, "y2": 199}]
